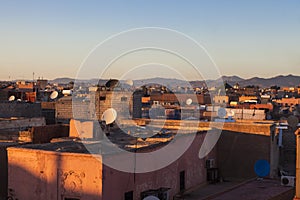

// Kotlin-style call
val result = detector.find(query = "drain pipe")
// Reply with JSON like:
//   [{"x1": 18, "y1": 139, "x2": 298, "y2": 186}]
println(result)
[{"x1": 295, "y1": 128, "x2": 300, "y2": 200}]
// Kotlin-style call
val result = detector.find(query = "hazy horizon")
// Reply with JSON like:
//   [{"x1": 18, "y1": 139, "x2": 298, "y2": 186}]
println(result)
[{"x1": 2, "y1": 73, "x2": 300, "y2": 83}]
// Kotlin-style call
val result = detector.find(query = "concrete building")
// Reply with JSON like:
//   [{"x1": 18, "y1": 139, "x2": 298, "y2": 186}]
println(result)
[
  {"x1": 7, "y1": 128, "x2": 215, "y2": 200},
  {"x1": 276, "y1": 97, "x2": 300, "y2": 107},
  {"x1": 0, "y1": 117, "x2": 69, "y2": 200},
  {"x1": 0, "y1": 102, "x2": 42, "y2": 118},
  {"x1": 6, "y1": 118, "x2": 287, "y2": 200},
  {"x1": 213, "y1": 95, "x2": 229, "y2": 105},
  {"x1": 56, "y1": 90, "x2": 132, "y2": 123}
]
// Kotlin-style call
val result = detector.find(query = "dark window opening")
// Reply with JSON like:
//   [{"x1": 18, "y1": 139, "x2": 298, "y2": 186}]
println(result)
[
  {"x1": 180, "y1": 170, "x2": 185, "y2": 191},
  {"x1": 124, "y1": 191, "x2": 133, "y2": 200},
  {"x1": 64, "y1": 198, "x2": 80, "y2": 200},
  {"x1": 121, "y1": 97, "x2": 128, "y2": 102},
  {"x1": 100, "y1": 96, "x2": 106, "y2": 101}
]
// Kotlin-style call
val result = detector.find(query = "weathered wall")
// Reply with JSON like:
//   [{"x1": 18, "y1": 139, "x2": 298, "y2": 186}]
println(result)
[
  {"x1": 7, "y1": 131, "x2": 216, "y2": 200},
  {"x1": 56, "y1": 97, "x2": 91, "y2": 123},
  {"x1": 41, "y1": 102, "x2": 56, "y2": 124},
  {"x1": 216, "y1": 130, "x2": 271, "y2": 180},
  {"x1": 31, "y1": 124, "x2": 69, "y2": 144},
  {"x1": 0, "y1": 142, "x2": 18, "y2": 200},
  {"x1": 7, "y1": 148, "x2": 103, "y2": 200},
  {"x1": 0, "y1": 117, "x2": 46, "y2": 131},
  {"x1": 56, "y1": 91, "x2": 132, "y2": 123},
  {"x1": 69, "y1": 119, "x2": 97, "y2": 139},
  {"x1": 0, "y1": 102, "x2": 42, "y2": 118},
  {"x1": 102, "y1": 132, "x2": 216, "y2": 200}
]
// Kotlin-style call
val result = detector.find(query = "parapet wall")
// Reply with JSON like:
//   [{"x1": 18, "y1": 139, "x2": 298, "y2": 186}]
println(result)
[{"x1": 0, "y1": 102, "x2": 42, "y2": 118}]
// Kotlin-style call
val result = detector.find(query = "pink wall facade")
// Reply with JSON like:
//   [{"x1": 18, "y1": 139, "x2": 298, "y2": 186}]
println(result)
[
  {"x1": 7, "y1": 131, "x2": 215, "y2": 200},
  {"x1": 102, "y1": 132, "x2": 216, "y2": 199},
  {"x1": 7, "y1": 148, "x2": 102, "y2": 200}
]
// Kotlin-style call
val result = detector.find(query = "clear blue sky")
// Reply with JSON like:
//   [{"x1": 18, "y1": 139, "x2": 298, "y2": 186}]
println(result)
[{"x1": 0, "y1": 0, "x2": 300, "y2": 80}]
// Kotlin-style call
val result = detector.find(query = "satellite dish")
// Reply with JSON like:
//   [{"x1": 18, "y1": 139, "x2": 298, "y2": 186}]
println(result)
[
  {"x1": 50, "y1": 91, "x2": 58, "y2": 100},
  {"x1": 125, "y1": 79, "x2": 134, "y2": 86},
  {"x1": 143, "y1": 196, "x2": 160, "y2": 200},
  {"x1": 101, "y1": 108, "x2": 117, "y2": 125},
  {"x1": 62, "y1": 90, "x2": 72, "y2": 96},
  {"x1": 186, "y1": 98, "x2": 193, "y2": 105},
  {"x1": 254, "y1": 159, "x2": 270, "y2": 177},
  {"x1": 8, "y1": 95, "x2": 15, "y2": 101},
  {"x1": 17, "y1": 99, "x2": 21, "y2": 102},
  {"x1": 217, "y1": 107, "x2": 227, "y2": 118}
]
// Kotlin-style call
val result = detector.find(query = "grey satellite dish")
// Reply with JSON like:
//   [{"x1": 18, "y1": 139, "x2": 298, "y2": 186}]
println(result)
[
  {"x1": 217, "y1": 107, "x2": 227, "y2": 118},
  {"x1": 50, "y1": 91, "x2": 58, "y2": 100},
  {"x1": 125, "y1": 79, "x2": 134, "y2": 86},
  {"x1": 8, "y1": 95, "x2": 15, "y2": 101},
  {"x1": 186, "y1": 98, "x2": 193, "y2": 105},
  {"x1": 101, "y1": 108, "x2": 117, "y2": 125},
  {"x1": 143, "y1": 196, "x2": 160, "y2": 200}
]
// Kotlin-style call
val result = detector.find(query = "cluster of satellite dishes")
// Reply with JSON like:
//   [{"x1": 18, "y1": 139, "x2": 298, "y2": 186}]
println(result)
[
  {"x1": 8, "y1": 95, "x2": 21, "y2": 102},
  {"x1": 8, "y1": 91, "x2": 59, "y2": 102}
]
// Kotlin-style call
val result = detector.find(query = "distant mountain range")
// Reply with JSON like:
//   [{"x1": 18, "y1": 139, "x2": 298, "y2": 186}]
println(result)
[
  {"x1": 191, "y1": 75, "x2": 300, "y2": 88},
  {"x1": 220, "y1": 74, "x2": 300, "y2": 88},
  {"x1": 50, "y1": 74, "x2": 300, "y2": 88}
]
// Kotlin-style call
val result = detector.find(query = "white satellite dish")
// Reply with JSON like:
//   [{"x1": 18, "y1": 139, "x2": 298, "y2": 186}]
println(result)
[
  {"x1": 101, "y1": 108, "x2": 117, "y2": 125},
  {"x1": 8, "y1": 95, "x2": 15, "y2": 101},
  {"x1": 17, "y1": 99, "x2": 21, "y2": 102},
  {"x1": 50, "y1": 91, "x2": 58, "y2": 100},
  {"x1": 186, "y1": 98, "x2": 193, "y2": 105},
  {"x1": 62, "y1": 90, "x2": 72, "y2": 96},
  {"x1": 143, "y1": 196, "x2": 160, "y2": 200},
  {"x1": 125, "y1": 79, "x2": 134, "y2": 86}
]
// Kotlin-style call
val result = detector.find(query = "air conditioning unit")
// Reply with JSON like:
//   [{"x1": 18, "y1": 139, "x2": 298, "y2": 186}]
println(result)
[
  {"x1": 281, "y1": 176, "x2": 295, "y2": 187},
  {"x1": 206, "y1": 159, "x2": 215, "y2": 169}
]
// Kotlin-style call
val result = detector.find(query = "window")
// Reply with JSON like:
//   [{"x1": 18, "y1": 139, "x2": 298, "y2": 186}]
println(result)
[
  {"x1": 121, "y1": 97, "x2": 128, "y2": 102},
  {"x1": 100, "y1": 96, "x2": 106, "y2": 101},
  {"x1": 179, "y1": 170, "x2": 185, "y2": 191},
  {"x1": 124, "y1": 191, "x2": 133, "y2": 200},
  {"x1": 64, "y1": 198, "x2": 80, "y2": 200}
]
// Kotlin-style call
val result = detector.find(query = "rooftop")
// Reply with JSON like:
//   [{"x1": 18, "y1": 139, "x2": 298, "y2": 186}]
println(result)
[
  {"x1": 182, "y1": 178, "x2": 294, "y2": 200},
  {"x1": 14, "y1": 127, "x2": 191, "y2": 154}
]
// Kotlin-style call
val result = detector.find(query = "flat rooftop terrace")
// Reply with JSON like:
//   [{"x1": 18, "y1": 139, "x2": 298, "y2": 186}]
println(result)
[
  {"x1": 14, "y1": 126, "x2": 187, "y2": 153},
  {"x1": 181, "y1": 178, "x2": 294, "y2": 200}
]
